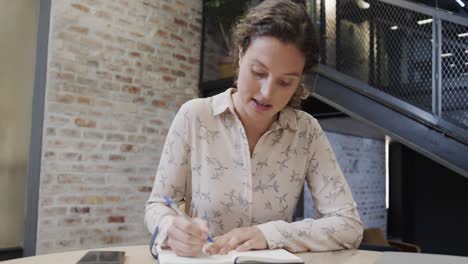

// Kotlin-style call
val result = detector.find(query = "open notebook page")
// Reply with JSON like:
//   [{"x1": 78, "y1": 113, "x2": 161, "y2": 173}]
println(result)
[{"x1": 157, "y1": 248, "x2": 304, "y2": 264}]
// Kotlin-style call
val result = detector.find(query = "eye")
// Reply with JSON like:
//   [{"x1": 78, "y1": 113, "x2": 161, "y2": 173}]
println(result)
[
  {"x1": 279, "y1": 80, "x2": 291, "y2": 87},
  {"x1": 252, "y1": 70, "x2": 267, "y2": 78}
]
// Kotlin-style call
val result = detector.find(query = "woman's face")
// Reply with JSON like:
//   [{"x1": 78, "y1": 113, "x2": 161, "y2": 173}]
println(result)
[{"x1": 235, "y1": 36, "x2": 305, "y2": 124}]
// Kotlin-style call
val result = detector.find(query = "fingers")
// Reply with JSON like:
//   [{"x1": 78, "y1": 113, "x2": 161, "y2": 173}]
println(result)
[
  {"x1": 192, "y1": 218, "x2": 210, "y2": 233},
  {"x1": 167, "y1": 236, "x2": 204, "y2": 257},
  {"x1": 236, "y1": 240, "x2": 254, "y2": 251},
  {"x1": 173, "y1": 217, "x2": 208, "y2": 240},
  {"x1": 207, "y1": 227, "x2": 268, "y2": 255},
  {"x1": 219, "y1": 235, "x2": 245, "y2": 254},
  {"x1": 169, "y1": 223, "x2": 206, "y2": 246},
  {"x1": 167, "y1": 216, "x2": 210, "y2": 257},
  {"x1": 207, "y1": 228, "x2": 252, "y2": 255}
]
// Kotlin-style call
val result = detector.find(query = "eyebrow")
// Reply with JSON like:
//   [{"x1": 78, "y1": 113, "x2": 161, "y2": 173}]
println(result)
[{"x1": 252, "y1": 59, "x2": 301, "y2": 77}]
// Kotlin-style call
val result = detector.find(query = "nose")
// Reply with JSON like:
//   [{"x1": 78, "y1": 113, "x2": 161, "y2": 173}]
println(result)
[{"x1": 260, "y1": 78, "x2": 274, "y2": 100}]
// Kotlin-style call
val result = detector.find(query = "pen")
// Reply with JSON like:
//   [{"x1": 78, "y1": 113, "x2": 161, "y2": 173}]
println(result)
[{"x1": 163, "y1": 195, "x2": 214, "y2": 243}]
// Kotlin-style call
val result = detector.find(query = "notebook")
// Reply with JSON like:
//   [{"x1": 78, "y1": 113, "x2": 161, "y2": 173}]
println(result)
[{"x1": 157, "y1": 248, "x2": 304, "y2": 264}]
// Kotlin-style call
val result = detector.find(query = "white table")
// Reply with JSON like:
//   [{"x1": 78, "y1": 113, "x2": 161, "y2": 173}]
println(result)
[{"x1": 2, "y1": 245, "x2": 382, "y2": 264}]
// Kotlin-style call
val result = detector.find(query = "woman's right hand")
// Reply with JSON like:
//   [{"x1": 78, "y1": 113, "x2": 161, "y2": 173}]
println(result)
[{"x1": 166, "y1": 216, "x2": 210, "y2": 257}]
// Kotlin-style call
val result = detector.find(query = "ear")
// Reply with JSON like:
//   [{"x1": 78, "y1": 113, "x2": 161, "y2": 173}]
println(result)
[{"x1": 238, "y1": 47, "x2": 243, "y2": 66}]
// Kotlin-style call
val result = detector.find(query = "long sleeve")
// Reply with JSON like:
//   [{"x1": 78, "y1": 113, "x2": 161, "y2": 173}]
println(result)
[
  {"x1": 144, "y1": 102, "x2": 192, "y2": 240},
  {"x1": 256, "y1": 120, "x2": 363, "y2": 252}
]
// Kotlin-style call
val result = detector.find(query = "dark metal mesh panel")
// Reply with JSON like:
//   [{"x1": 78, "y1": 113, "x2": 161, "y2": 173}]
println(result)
[
  {"x1": 441, "y1": 21, "x2": 468, "y2": 129},
  {"x1": 318, "y1": 0, "x2": 434, "y2": 112}
]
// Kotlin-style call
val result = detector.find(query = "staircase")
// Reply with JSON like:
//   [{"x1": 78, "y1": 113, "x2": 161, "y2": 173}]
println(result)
[{"x1": 309, "y1": 0, "x2": 468, "y2": 177}]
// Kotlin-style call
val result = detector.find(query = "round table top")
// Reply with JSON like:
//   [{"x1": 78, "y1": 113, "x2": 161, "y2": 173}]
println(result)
[{"x1": 3, "y1": 245, "x2": 382, "y2": 264}]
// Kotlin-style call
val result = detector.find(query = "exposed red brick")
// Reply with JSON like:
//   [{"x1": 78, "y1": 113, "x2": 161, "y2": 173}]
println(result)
[
  {"x1": 54, "y1": 91, "x2": 75, "y2": 102},
  {"x1": 81, "y1": 196, "x2": 104, "y2": 205},
  {"x1": 189, "y1": 57, "x2": 199, "y2": 64},
  {"x1": 132, "y1": 97, "x2": 145, "y2": 104},
  {"x1": 77, "y1": 96, "x2": 92, "y2": 105},
  {"x1": 137, "y1": 43, "x2": 155, "y2": 53},
  {"x1": 142, "y1": 127, "x2": 157, "y2": 134},
  {"x1": 149, "y1": 119, "x2": 163, "y2": 126},
  {"x1": 96, "y1": 70, "x2": 112, "y2": 80},
  {"x1": 119, "y1": 144, "x2": 132, "y2": 152},
  {"x1": 87, "y1": 60, "x2": 99, "y2": 67},
  {"x1": 130, "y1": 31, "x2": 144, "y2": 38},
  {"x1": 75, "y1": 118, "x2": 96, "y2": 128},
  {"x1": 118, "y1": 226, "x2": 129, "y2": 231},
  {"x1": 180, "y1": 64, "x2": 192, "y2": 71},
  {"x1": 170, "y1": 33, "x2": 183, "y2": 42},
  {"x1": 47, "y1": 128, "x2": 56, "y2": 136},
  {"x1": 162, "y1": 4, "x2": 176, "y2": 13},
  {"x1": 122, "y1": 85, "x2": 141, "y2": 94},
  {"x1": 128, "y1": 135, "x2": 147, "y2": 143},
  {"x1": 118, "y1": 18, "x2": 131, "y2": 25},
  {"x1": 190, "y1": 24, "x2": 201, "y2": 32},
  {"x1": 156, "y1": 30, "x2": 168, "y2": 38},
  {"x1": 115, "y1": 74, "x2": 133, "y2": 84},
  {"x1": 59, "y1": 128, "x2": 80, "y2": 138},
  {"x1": 95, "y1": 10, "x2": 111, "y2": 19},
  {"x1": 152, "y1": 99, "x2": 167, "y2": 107},
  {"x1": 138, "y1": 186, "x2": 152, "y2": 192},
  {"x1": 96, "y1": 32, "x2": 114, "y2": 41},
  {"x1": 108, "y1": 216, "x2": 125, "y2": 223},
  {"x1": 80, "y1": 37, "x2": 102, "y2": 49},
  {"x1": 71, "y1": 3, "x2": 90, "y2": 13},
  {"x1": 109, "y1": 154, "x2": 126, "y2": 161},
  {"x1": 71, "y1": 207, "x2": 90, "y2": 214},
  {"x1": 174, "y1": 54, "x2": 187, "y2": 61},
  {"x1": 143, "y1": 0, "x2": 160, "y2": 9},
  {"x1": 171, "y1": 70, "x2": 186, "y2": 77},
  {"x1": 174, "y1": 18, "x2": 187, "y2": 27},
  {"x1": 61, "y1": 152, "x2": 83, "y2": 161},
  {"x1": 101, "y1": 236, "x2": 123, "y2": 244},
  {"x1": 162, "y1": 75, "x2": 174, "y2": 82},
  {"x1": 117, "y1": 36, "x2": 135, "y2": 48},
  {"x1": 69, "y1": 26, "x2": 89, "y2": 34},
  {"x1": 129, "y1": 51, "x2": 141, "y2": 57}
]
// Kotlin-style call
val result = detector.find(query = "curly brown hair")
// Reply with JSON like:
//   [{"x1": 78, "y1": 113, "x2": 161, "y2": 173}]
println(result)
[{"x1": 230, "y1": 0, "x2": 319, "y2": 108}]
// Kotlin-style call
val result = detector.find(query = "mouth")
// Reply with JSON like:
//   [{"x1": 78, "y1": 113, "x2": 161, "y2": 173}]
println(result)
[{"x1": 251, "y1": 98, "x2": 273, "y2": 111}]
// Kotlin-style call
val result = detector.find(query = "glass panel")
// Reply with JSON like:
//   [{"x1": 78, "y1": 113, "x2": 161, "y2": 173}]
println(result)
[{"x1": 0, "y1": 0, "x2": 37, "y2": 248}]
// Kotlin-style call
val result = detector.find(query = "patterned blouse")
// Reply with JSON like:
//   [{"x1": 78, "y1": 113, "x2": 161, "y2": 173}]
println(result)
[{"x1": 145, "y1": 88, "x2": 363, "y2": 252}]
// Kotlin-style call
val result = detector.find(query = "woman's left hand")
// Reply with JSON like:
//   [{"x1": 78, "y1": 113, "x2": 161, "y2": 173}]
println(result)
[{"x1": 206, "y1": 226, "x2": 268, "y2": 255}]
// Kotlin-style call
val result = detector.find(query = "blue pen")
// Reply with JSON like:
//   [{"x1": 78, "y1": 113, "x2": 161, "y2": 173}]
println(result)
[{"x1": 163, "y1": 195, "x2": 214, "y2": 243}]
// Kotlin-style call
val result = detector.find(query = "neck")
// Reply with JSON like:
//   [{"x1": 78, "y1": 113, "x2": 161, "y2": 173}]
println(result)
[{"x1": 232, "y1": 93, "x2": 277, "y2": 137}]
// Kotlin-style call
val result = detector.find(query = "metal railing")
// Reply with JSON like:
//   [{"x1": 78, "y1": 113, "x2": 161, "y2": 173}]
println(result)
[{"x1": 311, "y1": 0, "x2": 468, "y2": 143}]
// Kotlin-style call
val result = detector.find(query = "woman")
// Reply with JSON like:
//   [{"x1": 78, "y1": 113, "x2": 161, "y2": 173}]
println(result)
[{"x1": 145, "y1": 0, "x2": 363, "y2": 257}]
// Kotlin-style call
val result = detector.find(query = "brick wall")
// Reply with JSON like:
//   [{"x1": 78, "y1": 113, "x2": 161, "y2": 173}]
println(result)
[
  {"x1": 37, "y1": 0, "x2": 202, "y2": 254},
  {"x1": 304, "y1": 131, "x2": 387, "y2": 232}
]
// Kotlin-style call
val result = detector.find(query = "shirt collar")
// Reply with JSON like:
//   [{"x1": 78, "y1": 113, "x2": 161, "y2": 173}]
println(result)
[
  {"x1": 277, "y1": 106, "x2": 298, "y2": 131},
  {"x1": 211, "y1": 87, "x2": 298, "y2": 131},
  {"x1": 212, "y1": 88, "x2": 236, "y2": 116}
]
